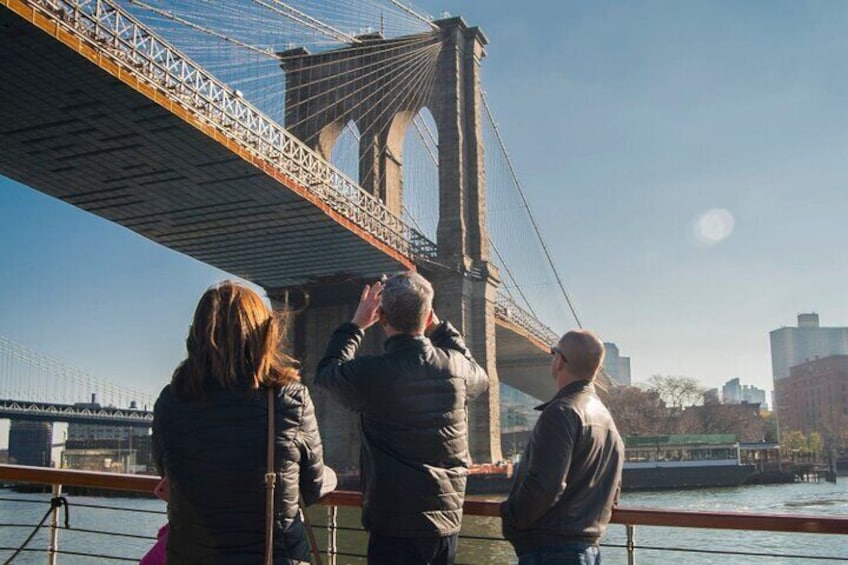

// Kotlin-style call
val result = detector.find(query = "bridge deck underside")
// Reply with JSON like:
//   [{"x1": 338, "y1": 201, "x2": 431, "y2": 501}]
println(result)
[
  {"x1": 495, "y1": 320, "x2": 557, "y2": 402},
  {"x1": 0, "y1": 7, "x2": 407, "y2": 288}
]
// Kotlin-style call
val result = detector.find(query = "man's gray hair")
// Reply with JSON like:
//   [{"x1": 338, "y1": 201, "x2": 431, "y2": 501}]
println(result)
[{"x1": 380, "y1": 272, "x2": 434, "y2": 334}]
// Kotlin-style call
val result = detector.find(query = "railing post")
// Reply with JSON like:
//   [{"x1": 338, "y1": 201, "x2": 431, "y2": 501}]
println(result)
[
  {"x1": 626, "y1": 524, "x2": 636, "y2": 565},
  {"x1": 327, "y1": 505, "x2": 337, "y2": 565},
  {"x1": 48, "y1": 483, "x2": 62, "y2": 565}
]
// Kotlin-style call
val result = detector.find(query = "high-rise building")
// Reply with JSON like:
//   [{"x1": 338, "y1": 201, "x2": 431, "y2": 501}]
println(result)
[
  {"x1": 602, "y1": 342, "x2": 631, "y2": 385},
  {"x1": 721, "y1": 378, "x2": 767, "y2": 409},
  {"x1": 770, "y1": 313, "x2": 848, "y2": 381},
  {"x1": 773, "y1": 355, "x2": 848, "y2": 438},
  {"x1": 8, "y1": 421, "x2": 53, "y2": 467},
  {"x1": 722, "y1": 378, "x2": 742, "y2": 403}
]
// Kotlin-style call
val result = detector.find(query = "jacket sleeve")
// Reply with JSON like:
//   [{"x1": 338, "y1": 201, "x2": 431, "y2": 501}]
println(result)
[
  {"x1": 429, "y1": 321, "x2": 489, "y2": 401},
  {"x1": 296, "y1": 387, "x2": 338, "y2": 506},
  {"x1": 500, "y1": 406, "x2": 578, "y2": 529},
  {"x1": 314, "y1": 322, "x2": 371, "y2": 411}
]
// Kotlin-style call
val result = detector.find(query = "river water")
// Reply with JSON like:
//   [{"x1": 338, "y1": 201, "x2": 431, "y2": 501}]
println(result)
[{"x1": 1, "y1": 481, "x2": 846, "y2": 564}]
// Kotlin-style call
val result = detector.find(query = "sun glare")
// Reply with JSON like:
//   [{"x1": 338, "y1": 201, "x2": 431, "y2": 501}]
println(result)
[{"x1": 693, "y1": 208, "x2": 735, "y2": 245}]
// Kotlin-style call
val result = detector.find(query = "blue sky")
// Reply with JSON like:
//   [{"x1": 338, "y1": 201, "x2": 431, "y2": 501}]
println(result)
[{"x1": 2, "y1": 0, "x2": 848, "y2": 411}]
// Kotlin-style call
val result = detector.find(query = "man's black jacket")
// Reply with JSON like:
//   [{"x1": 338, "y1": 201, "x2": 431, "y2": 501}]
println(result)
[
  {"x1": 501, "y1": 380, "x2": 624, "y2": 554},
  {"x1": 315, "y1": 321, "x2": 489, "y2": 538}
]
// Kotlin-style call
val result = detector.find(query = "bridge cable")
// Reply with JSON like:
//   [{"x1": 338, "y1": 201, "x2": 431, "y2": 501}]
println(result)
[
  {"x1": 255, "y1": 36, "x2": 438, "y2": 120},
  {"x1": 406, "y1": 116, "x2": 537, "y2": 313},
  {"x1": 121, "y1": 0, "x2": 434, "y2": 119},
  {"x1": 128, "y1": 0, "x2": 278, "y2": 58},
  {"x1": 249, "y1": 0, "x2": 361, "y2": 44},
  {"x1": 342, "y1": 70, "x2": 548, "y2": 323},
  {"x1": 411, "y1": 117, "x2": 438, "y2": 166},
  {"x1": 289, "y1": 43, "x2": 439, "y2": 190},
  {"x1": 387, "y1": 0, "x2": 438, "y2": 30},
  {"x1": 282, "y1": 39, "x2": 440, "y2": 120},
  {"x1": 295, "y1": 42, "x2": 440, "y2": 183},
  {"x1": 481, "y1": 90, "x2": 583, "y2": 329},
  {"x1": 362, "y1": 51, "x2": 441, "y2": 208}
]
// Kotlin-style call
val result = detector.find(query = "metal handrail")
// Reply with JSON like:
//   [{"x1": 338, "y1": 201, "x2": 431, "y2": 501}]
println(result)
[
  {"x1": 2, "y1": 464, "x2": 846, "y2": 535},
  {"x1": 494, "y1": 291, "x2": 559, "y2": 346},
  {"x1": 7, "y1": 0, "x2": 438, "y2": 260}
]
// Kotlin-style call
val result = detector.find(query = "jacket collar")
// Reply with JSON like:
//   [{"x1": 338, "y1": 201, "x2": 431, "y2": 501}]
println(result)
[
  {"x1": 384, "y1": 333, "x2": 428, "y2": 353},
  {"x1": 534, "y1": 379, "x2": 595, "y2": 411}
]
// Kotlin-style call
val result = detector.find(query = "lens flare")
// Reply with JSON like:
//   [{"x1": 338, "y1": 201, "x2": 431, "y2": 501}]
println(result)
[{"x1": 693, "y1": 208, "x2": 735, "y2": 245}]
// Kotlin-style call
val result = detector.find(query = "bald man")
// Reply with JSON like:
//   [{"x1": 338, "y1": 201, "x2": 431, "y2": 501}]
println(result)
[{"x1": 500, "y1": 330, "x2": 624, "y2": 565}]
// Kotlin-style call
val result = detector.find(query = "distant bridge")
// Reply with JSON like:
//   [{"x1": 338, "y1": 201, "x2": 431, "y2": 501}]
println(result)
[{"x1": 0, "y1": 399, "x2": 152, "y2": 427}]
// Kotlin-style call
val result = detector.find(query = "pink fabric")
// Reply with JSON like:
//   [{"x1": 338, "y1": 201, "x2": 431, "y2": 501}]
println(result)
[{"x1": 139, "y1": 524, "x2": 169, "y2": 565}]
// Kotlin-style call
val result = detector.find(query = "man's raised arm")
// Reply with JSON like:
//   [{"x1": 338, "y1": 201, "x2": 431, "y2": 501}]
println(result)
[
  {"x1": 427, "y1": 312, "x2": 489, "y2": 400},
  {"x1": 314, "y1": 283, "x2": 382, "y2": 411}
]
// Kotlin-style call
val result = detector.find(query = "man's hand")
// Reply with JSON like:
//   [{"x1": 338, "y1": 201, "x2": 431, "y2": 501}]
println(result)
[
  {"x1": 425, "y1": 310, "x2": 441, "y2": 336},
  {"x1": 351, "y1": 282, "x2": 383, "y2": 330}
]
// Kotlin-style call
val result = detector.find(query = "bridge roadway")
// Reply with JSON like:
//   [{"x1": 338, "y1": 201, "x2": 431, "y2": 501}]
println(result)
[{"x1": 0, "y1": 0, "x2": 557, "y2": 403}]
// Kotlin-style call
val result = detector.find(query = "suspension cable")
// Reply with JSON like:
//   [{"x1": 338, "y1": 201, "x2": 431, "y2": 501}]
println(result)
[
  {"x1": 250, "y1": 0, "x2": 360, "y2": 44},
  {"x1": 481, "y1": 90, "x2": 583, "y2": 329},
  {"x1": 129, "y1": 0, "x2": 278, "y2": 59},
  {"x1": 388, "y1": 0, "x2": 437, "y2": 30}
]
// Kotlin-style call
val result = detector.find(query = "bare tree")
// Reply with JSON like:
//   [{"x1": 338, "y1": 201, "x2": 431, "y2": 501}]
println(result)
[
  {"x1": 647, "y1": 375, "x2": 704, "y2": 433},
  {"x1": 601, "y1": 386, "x2": 663, "y2": 437},
  {"x1": 681, "y1": 401, "x2": 766, "y2": 441}
]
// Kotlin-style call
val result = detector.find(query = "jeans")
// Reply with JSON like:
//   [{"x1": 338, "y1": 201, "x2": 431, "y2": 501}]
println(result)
[
  {"x1": 517, "y1": 543, "x2": 600, "y2": 565},
  {"x1": 367, "y1": 532, "x2": 458, "y2": 565}
]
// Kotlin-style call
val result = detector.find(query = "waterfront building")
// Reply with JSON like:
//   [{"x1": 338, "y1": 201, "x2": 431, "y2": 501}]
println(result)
[
  {"x1": 774, "y1": 355, "x2": 848, "y2": 441},
  {"x1": 61, "y1": 395, "x2": 152, "y2": 472},
  {"x1": 769, "y1": 313, "x2": 848, "y2": 381},
  {"x1": 603, "y1": 342, "x2": 632, "y2": 385},
  {"x1": 8, "y1": 421, "x2": 52, "y2": 467},
  {"x1": 62, "y1": 448, "x2": 138, "y2": 473},
  {"x1": 66, "y1": 395, "x2": 150, "y2": 442},
  {"x1": 63, "y1": 435, "x2": 153, "y2": 474}
]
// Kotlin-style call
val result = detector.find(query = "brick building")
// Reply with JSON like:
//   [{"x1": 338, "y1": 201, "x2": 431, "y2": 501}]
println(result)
[{"x1": 774, "y1": 355, "x2": 848, "y2": 437}]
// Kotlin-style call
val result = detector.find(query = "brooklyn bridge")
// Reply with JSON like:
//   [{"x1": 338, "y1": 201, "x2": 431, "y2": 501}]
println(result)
[{"x1": 0, "y1": 0, "x2": 612, "y2": 467}]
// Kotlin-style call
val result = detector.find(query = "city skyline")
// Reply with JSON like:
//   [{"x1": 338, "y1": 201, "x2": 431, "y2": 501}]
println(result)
[{"x1": 3, "y1": 1, "x2": 848, "y2": 404}]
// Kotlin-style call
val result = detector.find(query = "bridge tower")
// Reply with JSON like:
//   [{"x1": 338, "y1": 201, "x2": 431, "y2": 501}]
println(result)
[{"x1": 277, "y1": 17, "x2": 503, "y2": 465}]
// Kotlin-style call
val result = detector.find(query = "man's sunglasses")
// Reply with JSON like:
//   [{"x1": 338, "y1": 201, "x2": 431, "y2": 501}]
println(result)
[{"x1": 550, "y1": 346, "x2": 567, "y2": 362}]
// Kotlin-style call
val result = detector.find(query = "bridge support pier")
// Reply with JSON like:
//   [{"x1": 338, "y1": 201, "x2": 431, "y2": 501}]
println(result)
[
  {"x1": 424, "y1": 266, "x2": 503, "y2": 464},
  {"x1": 270, "y1": 283, "x2": 382, "y2": 474}
]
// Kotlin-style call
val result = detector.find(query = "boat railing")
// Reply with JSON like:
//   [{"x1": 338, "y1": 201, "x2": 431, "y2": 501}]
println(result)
[{"x1": 1, "y1": 464, "x2": 846, "y2": 564}]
